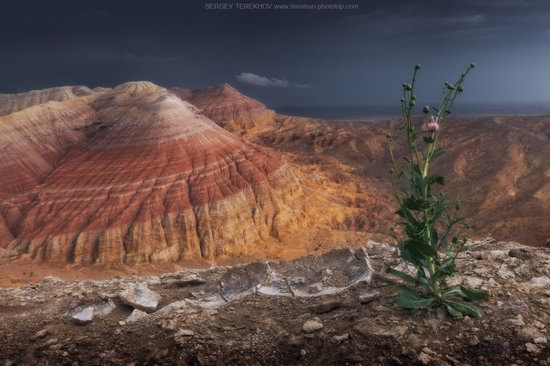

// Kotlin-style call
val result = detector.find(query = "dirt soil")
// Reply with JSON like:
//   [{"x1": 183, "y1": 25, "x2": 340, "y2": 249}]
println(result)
[{"x1": 0, "y1": 238, "x2": 549, "y2": 365}]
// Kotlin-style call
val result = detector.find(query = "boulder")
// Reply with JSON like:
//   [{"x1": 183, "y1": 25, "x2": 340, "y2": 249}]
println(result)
[
  {"x1": 119, "y1": 284, "x2": 161, "y2": 313},
  {"x1": 508, "y1": 249, "x2": 532, "y2": 260},
  {"x1": 175, "y1": 329, "x2": 194, "y2": 337},
  {"x1": 72, "y1": 307, "x2": 94, "y2": 324},
  {"x1": 527, "y1": 276, "x2": 550, "y2": 288},
  {"x1": 302, "y1": 320, "x2": 323, "y2": 333},
  {"x1": 126, "y1": 309, "x2": 148, "y2": 323}
]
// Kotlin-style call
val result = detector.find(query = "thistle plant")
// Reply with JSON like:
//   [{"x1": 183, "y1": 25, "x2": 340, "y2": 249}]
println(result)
[{"x1": 386, "y1": 63, "x2": 489, "y2": 318}]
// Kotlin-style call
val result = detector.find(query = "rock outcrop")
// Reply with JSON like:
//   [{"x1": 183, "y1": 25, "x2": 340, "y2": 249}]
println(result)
[{"x1": 0, "y1": 82, "x2": 304, "y2": 264}]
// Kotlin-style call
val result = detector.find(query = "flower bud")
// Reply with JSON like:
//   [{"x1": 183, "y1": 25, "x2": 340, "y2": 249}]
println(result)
[
  {"x1": 411, "y1": 95, "x2": 416, "y2": 100},
  {"x1": 457, "y1": 85, "x2": 464, "y2": 93},
  {"x1": 415, "y1": 64, "x2": 421, "y2": 70},
  {"x1": 470, "y1": 63, "x2": 476, "y2": 68},
  {"x1": 423, "y1": 105, "x2": 430, "y2": 114},
  {"x1": 404, "y1": 84, "x2": 412, "y2": 91},
  {"x1": 410, "y1": 100, "x2": 416, "y2": 106}
]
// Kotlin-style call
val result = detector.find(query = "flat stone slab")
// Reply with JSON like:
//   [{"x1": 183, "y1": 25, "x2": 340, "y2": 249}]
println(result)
[
  {"x1": 72, "y1": 307, "x2": 94, "y2": 324},
  {"x1": 220, "y1": 263, "x2": 269, "y2": 301},
  {"x1": 119, "y1": 284, "x2": 161, "y2": 313},
  {"x1": 186, "y1": 247, "x2": 374, "y2": 308},
  {"x1": 258, "y1": 247, "x2": 373, "y2": 297}
]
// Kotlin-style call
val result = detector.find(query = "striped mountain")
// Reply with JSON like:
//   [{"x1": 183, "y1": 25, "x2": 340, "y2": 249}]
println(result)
[{"x1": 0, "y1": 82, "x2": 304, "y2": 264}]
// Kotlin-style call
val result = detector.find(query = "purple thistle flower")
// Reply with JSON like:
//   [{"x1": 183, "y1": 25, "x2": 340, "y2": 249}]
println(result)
[{"x1": 427, "y1": 116, "x2": 440, "y2": 132}]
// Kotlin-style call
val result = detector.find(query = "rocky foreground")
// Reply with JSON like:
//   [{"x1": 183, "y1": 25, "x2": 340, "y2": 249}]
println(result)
[{"x1": 0, "y1": 238, "x2": 549, "y2": 365}]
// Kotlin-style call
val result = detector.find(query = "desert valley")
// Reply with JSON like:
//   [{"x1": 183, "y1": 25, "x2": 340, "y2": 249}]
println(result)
[
  {"x1": 0, "y1": 81, "x2": 549, "y2": 364},
  {"x1": 1, "y1": 82, "x2": 549, "y2": 275}
]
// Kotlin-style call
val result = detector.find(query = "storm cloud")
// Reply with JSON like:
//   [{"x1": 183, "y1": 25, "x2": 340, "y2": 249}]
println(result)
[{"x1": 1, "y1": 0, "x2": 549, "y2": 107}]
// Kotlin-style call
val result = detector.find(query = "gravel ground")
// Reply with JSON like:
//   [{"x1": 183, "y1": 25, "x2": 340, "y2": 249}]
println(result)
[{"x1": 0, "y1": 238, "x2": 549, "y2": 365}]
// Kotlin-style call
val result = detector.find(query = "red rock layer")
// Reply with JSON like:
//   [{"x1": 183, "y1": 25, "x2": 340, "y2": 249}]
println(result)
[
  {"x1": 0, "y1": 215, "x2": 14, "y2": 247},
  {"x1": 0, "y1": 82, "x2": 303, "y2": 263},
  {"x1": 172, "y1": 84, "x2": 277, "y2": 134}
]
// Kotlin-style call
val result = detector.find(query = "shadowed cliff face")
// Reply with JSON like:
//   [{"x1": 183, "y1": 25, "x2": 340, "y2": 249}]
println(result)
[
  {"x1": 0, "y1": 82, "x2": 304, "y2": 264},
  {"x1": 177, "y1": 85, "x2": 550, "y2": 247}
]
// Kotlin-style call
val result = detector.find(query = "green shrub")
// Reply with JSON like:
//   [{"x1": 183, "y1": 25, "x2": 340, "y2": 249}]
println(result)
[{"x1": 386, "y1": 64, "x2": 489, "y2": 318}]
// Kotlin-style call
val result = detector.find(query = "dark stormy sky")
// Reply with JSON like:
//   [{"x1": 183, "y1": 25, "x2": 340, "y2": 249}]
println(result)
[{"x1": 1, "y1": 0, "x2": 550, "y2": 107}]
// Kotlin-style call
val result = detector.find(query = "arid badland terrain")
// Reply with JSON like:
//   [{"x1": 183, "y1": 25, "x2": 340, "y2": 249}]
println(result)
[{"x1": 0, "y1": 82, "x2": 549, "y2": 365}]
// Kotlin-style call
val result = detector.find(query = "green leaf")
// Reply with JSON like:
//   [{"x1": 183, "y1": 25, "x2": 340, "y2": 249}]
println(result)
[
  {"x1": 404, "y1": 197, "x2": 430, "y2": 211},
  {"x1": 394, "y1": 286, "x2": 435, "y2": 309},
  {"x1": 444, "y1": 239, "x2": 454, "y2": 257},
  {"x1": 443, "y1": 286, "x2": 467, "y2": 299},
  {"x1": 432, "y1": 260, "x2": 457, "y2": 284},
  {"x1": 447, "y1": 301, "x2": 485, "y2": 318},
  {"x1": 432, "y1": 195, "x2": 449, "y2": 221},
  {"x1": 398, "y1": 243, "x2": 426, "y2": 268},
  {"x1": 427, "y1": 175, "x2": 445, "y2": 186},
  {"x1": 445, "y1": 215, "x2": 453, "y2": 229},
  {"x1": 415, "y1": 270, "x2": 432, "y2": 288},
  {"x1": 405, "y1": 239, "x2": 438, "y2": 259},
  {"x1": 387, "y1": 268, "x2": 417, "y2": 284},
  {"x1": 396, "y1": 207, "x2": 417, "y2": 224},
  {"x1": 459, "y1": 286, "x2": 489, "y2": 301},
  {"x1": 445, "y1": 304, "x2": 463, "y2": 318},
  {"x1": 387, "y1": 268, "x2": 432, "y2": 291},
  {"x1": 404, "y1": 223, "x2": 423, "y2": 239},
  {"x1": 431, "y1": 228, "x2": 439, "y2": 247}
]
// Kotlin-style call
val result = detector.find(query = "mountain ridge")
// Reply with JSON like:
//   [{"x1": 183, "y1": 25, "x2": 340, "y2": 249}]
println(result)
[
  {"x1": 1, "y1": 80, "x2": 547, "y2": 273},
  {"x1": 0, "y1": 82, "x2": 305, "y2": 264}
]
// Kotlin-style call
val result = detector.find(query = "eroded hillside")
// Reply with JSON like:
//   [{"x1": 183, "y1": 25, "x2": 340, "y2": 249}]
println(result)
[
  {"x1": 178, "y1": 84, "x2": 550, "y2": 247},
  {"x1": 0, "y1": 83, "x2": 304, "y2": 267}
]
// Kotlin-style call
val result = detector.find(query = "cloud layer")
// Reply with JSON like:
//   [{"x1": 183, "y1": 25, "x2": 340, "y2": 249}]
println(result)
[{"x1": 236, "y1": 72, "x2": 310, "y2": 89}]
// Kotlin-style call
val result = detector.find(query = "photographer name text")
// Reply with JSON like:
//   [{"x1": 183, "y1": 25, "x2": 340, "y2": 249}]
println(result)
[{"x1": 204, "y1": 3, "x2": 359, "y2": 11}]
